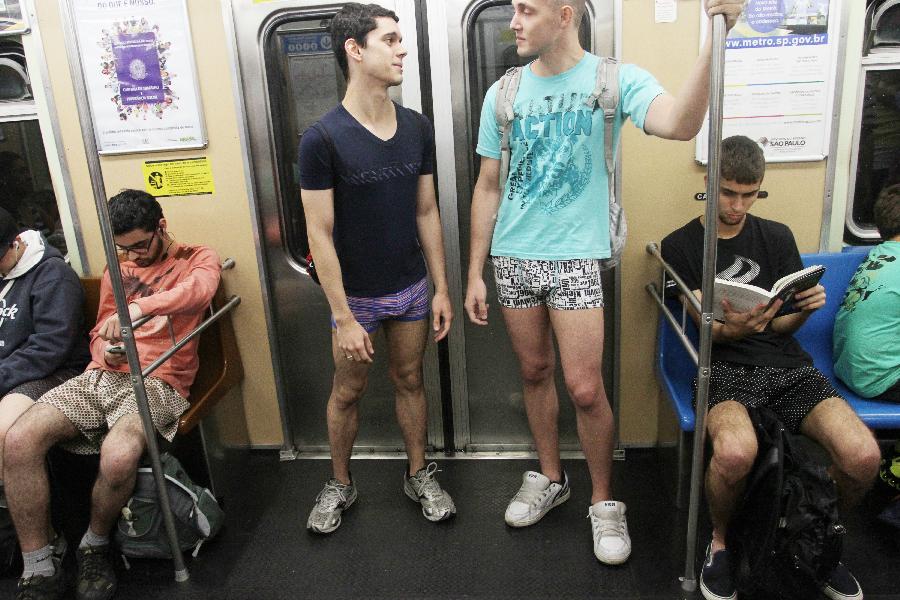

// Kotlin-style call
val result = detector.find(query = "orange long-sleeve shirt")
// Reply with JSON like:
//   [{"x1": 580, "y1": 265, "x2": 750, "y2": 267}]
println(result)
[{"x1": 87, "y1": 243, "x2": 221, "y2": 398}]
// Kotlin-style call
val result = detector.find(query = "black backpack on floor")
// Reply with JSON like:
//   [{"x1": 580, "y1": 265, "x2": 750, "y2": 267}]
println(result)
[
  {"x1": 0, "y1": 506, "x2": 20, "y2": 576},
  {"x1": 726, "y1": 407, "x2": 845, "y2": 600}
]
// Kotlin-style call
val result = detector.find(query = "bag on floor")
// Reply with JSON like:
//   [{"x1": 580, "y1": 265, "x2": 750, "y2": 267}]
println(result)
[
  {"x1": 726, "y1": 407, "x2": 844, "y2": 600},
  {"x1": 0, "y1": 506, "x2": 20, "y2": 576},
  {"x1": 114, "y1": 453, "x2": 224, "y2": 559}
]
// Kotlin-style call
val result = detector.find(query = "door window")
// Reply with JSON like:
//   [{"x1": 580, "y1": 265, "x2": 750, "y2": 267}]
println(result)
[{"x1": 265, "y1": 17, "x2": 346, "y2": 263}]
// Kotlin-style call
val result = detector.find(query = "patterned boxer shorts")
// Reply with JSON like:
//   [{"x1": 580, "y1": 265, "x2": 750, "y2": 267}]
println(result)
[
  {"x1": 37, "y1": 369, "x2": 189, "y2": 455},
  {"x1": 7, "y1": 368, "x2": 82, "y2": 401},
  {"x1": 491, "y1": 256, "x2": 604, "y2": 310}
]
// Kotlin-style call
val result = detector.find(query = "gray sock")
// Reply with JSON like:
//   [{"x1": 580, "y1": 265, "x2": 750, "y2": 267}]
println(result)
[
  {"x1": 79, "y1": 528, "x2": 109, "y2": 549},
  {"x1": 22, "y1": 545, "x2": 55, "y2": 579}
]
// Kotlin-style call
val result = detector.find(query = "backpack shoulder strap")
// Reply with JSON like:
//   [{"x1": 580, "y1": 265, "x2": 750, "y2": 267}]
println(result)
[
  {"x1": 310, "y1": 121, "x2": 338, "y2": 174},
  {"x1": 584, "y1": 56, "x2": 620, "y2": 178},
  {"x1": 495, "y1": 65, "x2": 524, "y2": 193}
]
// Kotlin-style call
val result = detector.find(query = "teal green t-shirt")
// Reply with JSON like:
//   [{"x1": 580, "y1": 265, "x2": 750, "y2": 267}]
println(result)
[
  {"x1": 833, "y1": 241, "x2": 900, "y2": 397},
  {"x1": 476, "y1": 53, "x2": 664, "y2": 260}
]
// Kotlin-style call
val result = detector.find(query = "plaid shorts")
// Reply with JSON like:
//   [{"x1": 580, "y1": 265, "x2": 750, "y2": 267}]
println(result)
[
  {"x1": 695, "y1": 361, "x2": 842, "y2": 433},
  {"x1": 492, "y1": 256, "x2": 604, "y2": 310},
  {"x1": 7, "y1": 368, "x2": 82, "y2": 401},
  {"x1": 37, "y1": 369, "x2": 189, "y2": 455}
]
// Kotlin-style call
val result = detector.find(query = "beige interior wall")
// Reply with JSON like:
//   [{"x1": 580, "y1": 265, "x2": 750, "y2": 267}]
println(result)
[
  {"x1": 618, "y1": 0, "x2": 828, "y2": 445},
  {"x1": 34, "y1": 0, "x2": 284, "y2": 447}
]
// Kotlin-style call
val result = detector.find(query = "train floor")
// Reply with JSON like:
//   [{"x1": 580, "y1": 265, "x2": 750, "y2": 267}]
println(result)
[{"x1": 2, "y1": 448, "x2": 898, "y2": 599}]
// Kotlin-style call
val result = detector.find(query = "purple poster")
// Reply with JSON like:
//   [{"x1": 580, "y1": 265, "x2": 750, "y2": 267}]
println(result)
[{"x1": 112, "y1": 32, "x2": 164, "y2": 106}]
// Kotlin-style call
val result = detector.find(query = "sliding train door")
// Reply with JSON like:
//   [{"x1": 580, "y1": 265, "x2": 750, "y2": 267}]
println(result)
[{"x1": 228, "y1": 0, "x2": 444, "y2": 453}]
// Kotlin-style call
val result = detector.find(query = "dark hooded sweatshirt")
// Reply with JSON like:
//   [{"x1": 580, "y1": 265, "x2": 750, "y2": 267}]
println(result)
[{"x1": 0, "y1": 234, "x2": 90, "y2": 396}]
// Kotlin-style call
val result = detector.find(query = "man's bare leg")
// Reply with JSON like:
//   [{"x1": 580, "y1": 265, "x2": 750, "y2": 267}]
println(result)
[
  {"x1": 501, "y1": 305, "x2": 561, "y2": 482},
  {"x1": 0, "y1": 393, "x2": 36, "y2": 482},
  {"x1": 87, "y1": 414, "x2": 147, "y2": 537},
  {"x1": 327, "y1": 329, "x2": 372, "y2": 485},
  {"x1": 549, "y1": 307, "x2": 611, "y2": 503},
  {"x1": 704, "y1": 401, "x2": 758, "y2": 551},
  {"x1": 383, "y1": 318, "x2": 429, "y2": 476},
  {"x1": 800, "y1": 397, "x2": 880, "y2": 511},
  {"x1": 4, "y1": 403, "x2": 79, "y2": 552}
]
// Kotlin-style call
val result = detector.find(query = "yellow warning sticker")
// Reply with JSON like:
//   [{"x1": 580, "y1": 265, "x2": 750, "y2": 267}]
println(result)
[{"x1": 142, "y1": 157, "x2": 215, "y2": 198}]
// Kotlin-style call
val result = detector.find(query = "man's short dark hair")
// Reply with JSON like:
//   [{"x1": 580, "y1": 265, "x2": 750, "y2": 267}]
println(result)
[
  {"x1": 720, "y1": 135, "x2": 766, "y2": 184},
  {"x1": 331, "y1": 3, "x2": 398, "y2": 79},
  {"x1": 874, "y1": 184, "x2": 900, "y2": 240},
  {"x1": 108, "y1": 189, "x2": 163, "y2": 236}
]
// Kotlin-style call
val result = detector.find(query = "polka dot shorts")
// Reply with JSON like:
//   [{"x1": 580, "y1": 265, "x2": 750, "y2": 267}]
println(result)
[
  {"x1": 693, "y1": 361, "x2": 842, "y2": 433},
  {"x1": 37, "y1": 369, "x2": 189, "y2": 455}
]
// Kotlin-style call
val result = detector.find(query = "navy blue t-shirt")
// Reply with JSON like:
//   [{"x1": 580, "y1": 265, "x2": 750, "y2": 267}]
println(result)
[{"x1": 299, "y1": 103, "x2": 434, "y2": 297}]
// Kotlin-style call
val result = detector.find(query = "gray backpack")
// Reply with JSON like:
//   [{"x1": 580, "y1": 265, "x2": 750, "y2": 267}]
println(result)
[
  {"x1": 494, "y1": 57, "x2": 623, "y2": 269},
  {"x1": 114, "y1": 453, "x2": 224, "y2": 559}
]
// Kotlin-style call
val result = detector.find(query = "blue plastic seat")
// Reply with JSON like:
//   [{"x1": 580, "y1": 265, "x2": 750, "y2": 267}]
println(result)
[{"x1": 656, "y1": 250, "x2": 900, "y2": 433}]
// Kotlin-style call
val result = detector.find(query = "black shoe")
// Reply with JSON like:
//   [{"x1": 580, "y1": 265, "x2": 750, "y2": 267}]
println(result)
[
  {"x1": 15, "y1": 557, "x2": 66, "y2": 600},
  {"x1": 822, "y1": 562, "x2": 863, "y2": 600},
  {"x1": 699, "y1": 544, "x2": 737, "y2": 600},
  {"x1": 75, "y1": 545, "x2": 117, "y2": 600}
]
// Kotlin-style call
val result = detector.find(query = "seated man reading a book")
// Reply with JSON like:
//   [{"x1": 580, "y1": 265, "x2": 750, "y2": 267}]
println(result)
[
  {"x1": 833, "y1": 183, "x2": 900, "y2": 402},
  {"x1": 660, "y1": 135, "x2": 880, "y2": 600}
]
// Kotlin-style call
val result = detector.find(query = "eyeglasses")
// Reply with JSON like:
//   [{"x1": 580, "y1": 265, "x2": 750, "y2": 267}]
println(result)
[{"x1": 115, "y1": 229, "x2": 158, "y2": 255}]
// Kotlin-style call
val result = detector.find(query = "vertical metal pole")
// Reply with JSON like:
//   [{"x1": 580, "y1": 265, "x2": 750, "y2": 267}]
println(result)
[
  {"x1": 681, "y1": 13, "x2": 726, "y2": 596},
  {"x1": 59, "y1": 0, "x2": 188, "y2": 582}
]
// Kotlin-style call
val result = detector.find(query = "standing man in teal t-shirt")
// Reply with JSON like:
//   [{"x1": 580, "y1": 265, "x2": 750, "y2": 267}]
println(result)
[
  {"x1": 834, "y1": 184, "x2": 900, "y2": 402},
  {"x1": 464, "y1": 0, "x2": 744, "y2": 566}
]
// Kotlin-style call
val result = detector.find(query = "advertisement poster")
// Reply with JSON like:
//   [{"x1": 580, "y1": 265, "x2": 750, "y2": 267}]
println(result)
[
  {"x1": 696, "y1": 0, "x2": 840, "y2": 163},
  {"x1": 72, "y1": 0, "x2": 207, "y2": 154}
]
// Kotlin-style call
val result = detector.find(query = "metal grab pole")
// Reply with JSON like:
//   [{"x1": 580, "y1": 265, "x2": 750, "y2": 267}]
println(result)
[
  {"x1": 60, "y1": 0, "x2": 188, "y2": 582},
  {"x1": 681, "y1": 12, "x2": 727, "y2": 596}
]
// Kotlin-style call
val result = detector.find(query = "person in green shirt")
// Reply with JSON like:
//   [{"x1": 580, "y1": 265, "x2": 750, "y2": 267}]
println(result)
[{"x1": 834, "y1": 183, "x2": 900, "y2": 402}]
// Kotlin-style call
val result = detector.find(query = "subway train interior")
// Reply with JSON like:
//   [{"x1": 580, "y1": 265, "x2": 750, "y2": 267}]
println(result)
[{"x1": 0, "y1": 0, "x2": 898, "y2": 598}]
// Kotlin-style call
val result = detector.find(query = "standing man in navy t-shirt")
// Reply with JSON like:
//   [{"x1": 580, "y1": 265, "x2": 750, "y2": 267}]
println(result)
[{"x1": 299, "y1": 2, "x2": 455, "y2": 534}]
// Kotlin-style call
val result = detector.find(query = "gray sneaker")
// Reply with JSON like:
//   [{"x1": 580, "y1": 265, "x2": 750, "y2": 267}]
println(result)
[
  {"x1": 307, "y1": 478, "x2": 357, "y2": 534},
  {"x1": 504, "y1": 470, "x2": 570, "y2": 527},
  {"x1": 403, "y1": 462, "x2": 456, "y2": 522}
]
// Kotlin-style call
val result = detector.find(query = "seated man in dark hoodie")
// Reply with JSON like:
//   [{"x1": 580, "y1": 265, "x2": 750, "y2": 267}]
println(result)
[{"x1": 0, "y1": 206, "x2": 90, "y2": 533}]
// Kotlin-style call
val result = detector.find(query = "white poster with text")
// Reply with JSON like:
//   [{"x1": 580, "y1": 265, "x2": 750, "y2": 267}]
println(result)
[{"x1": 696, "y1": 0, "x2": 839, "y2": 163}]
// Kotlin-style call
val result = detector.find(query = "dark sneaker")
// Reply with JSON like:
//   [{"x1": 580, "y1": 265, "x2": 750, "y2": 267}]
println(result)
[
  {"x1": 822, "y1": 562, "x2": 863, "y2": 600},
  {"x1": 75, "y1": 545, "x2": 117, "y2": 600},
  {"x1": 15, "y1": 557, "x2": 66, "y2": 600},
  {"x1": 50, "y1": 533, "x2": 67, "y2": 564},
  {"x1": 699, "y1": 544, "x2": 736, "y2": 600},
  {"x1": 306, "y1": 478, "x2": 358, "y2": 534},
  {"x1": 403, "y1": 462, "x2": 456, "y2": 522}
]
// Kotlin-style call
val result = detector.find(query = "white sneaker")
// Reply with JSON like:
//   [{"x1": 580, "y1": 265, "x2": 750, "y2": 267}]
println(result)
[
  {"x1": 504, "y1": 471, "x2": 570, "y2": 527},
  {"x1": 589, "y1": 500, "x2": 631, "y2": 565}
]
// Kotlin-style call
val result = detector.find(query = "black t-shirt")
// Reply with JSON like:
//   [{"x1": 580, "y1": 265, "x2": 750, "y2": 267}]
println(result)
[
  {"x1": 299, "y1": 103, "x2": 434, "y2": 297},
  {"x1": 660, "y1": 214, "x2": 812, "y2": 368}
]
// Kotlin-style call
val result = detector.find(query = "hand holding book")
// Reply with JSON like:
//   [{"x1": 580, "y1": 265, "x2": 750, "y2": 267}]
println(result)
[{"x1": 712, "y1": 265, "x2": 826, "y2": 322}]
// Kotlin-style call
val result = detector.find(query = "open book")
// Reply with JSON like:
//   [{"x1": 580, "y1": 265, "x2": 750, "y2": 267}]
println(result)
[{"x1": 713, "y1": 264, "x2": 825, "y2": 321}]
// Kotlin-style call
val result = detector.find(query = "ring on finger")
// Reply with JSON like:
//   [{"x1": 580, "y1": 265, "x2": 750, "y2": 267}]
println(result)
[{"x1": 346, "y1": 354, "x2": 353, "y2": 360}]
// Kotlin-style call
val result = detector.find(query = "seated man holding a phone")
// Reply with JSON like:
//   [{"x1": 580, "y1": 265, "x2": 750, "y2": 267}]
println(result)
[
  {"x1": 4, "y1": 189, "x2": 220, "y2": 600},
  {"x1": 660, "y1": 135, "x2": 880, "y2": 600}
]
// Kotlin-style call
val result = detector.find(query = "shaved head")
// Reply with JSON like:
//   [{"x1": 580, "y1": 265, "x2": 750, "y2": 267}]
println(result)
[{"x1": 550, "y1": 0, "x2": 586, "y2": 24}]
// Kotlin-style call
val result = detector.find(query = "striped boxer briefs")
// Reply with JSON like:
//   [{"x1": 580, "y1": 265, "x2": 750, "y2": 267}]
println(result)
[{"x1": 331, "y1": 277, "x2": 429, "y2": 332}]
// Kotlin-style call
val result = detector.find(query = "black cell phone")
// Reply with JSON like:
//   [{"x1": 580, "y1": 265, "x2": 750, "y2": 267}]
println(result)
[{"x1": 106, "y1": 345, "x2": 125, "y2": 355}]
